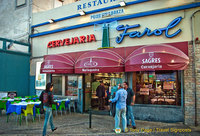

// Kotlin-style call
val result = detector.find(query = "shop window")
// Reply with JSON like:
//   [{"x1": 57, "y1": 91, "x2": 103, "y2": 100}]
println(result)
[
  {"x1": 65, "y1": 75, "x2": 78, "y2": 96},
  {"x1": 52, "y1": 76, "x2": 62, "y2": 95},
  {"x1": 134, "y1": 71, "x2": 181, "y2": 106}
]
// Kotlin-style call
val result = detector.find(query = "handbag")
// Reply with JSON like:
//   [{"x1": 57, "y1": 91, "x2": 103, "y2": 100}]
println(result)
[
  {"x1": 40, "y1": 103, "x2": 44, "y2": 114},
  {"x1": 39, "y1": 91, "x2": 44, "y2": 114}
]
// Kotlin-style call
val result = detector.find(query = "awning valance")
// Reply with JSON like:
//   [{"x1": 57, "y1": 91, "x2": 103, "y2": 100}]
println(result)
[
  {"x1": 125, "y1": 44, "x2": 189, "y2": 72},
  {"x1": 75, "y1": 49, "x2": 124, "y2": 73},
  {"x1": 40, "y1": 54, "x2": 74, "y2": 74}
]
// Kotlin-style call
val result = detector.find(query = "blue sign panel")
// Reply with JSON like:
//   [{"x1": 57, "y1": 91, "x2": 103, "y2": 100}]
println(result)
[
  {"x1": 116, "y1": 16, "x2": 183, "y2": 44},
  {"x1": 91, "y1": 9, "x2": 124, "y2": 20}
]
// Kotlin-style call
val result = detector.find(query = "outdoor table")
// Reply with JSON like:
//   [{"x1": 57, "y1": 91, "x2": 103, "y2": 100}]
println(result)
[
  {"x1": 6, "y1": 101, "x2": 41, "y2": 125},
  {"x1": 54, "y1": 99, "x2": 70, "y2": 109}
]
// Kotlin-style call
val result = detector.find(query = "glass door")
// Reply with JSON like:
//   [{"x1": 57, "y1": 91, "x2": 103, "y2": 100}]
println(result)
[{"x1": 52, "y1": 75, "x2": 62, "y2": 95}]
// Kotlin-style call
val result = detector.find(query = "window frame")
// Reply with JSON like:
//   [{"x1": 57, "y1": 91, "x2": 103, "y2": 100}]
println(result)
[{"x1": 15, "y1": 0, "x2": 27, "y2": 9}]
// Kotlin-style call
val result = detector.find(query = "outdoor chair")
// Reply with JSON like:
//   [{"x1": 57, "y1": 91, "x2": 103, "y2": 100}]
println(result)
[
  {"x1": 31, "y1": 95, "x2": 38, "y2": 98},
  {"x1": 25, "y1": 96, "x2": 32, "y2": 99},
  {"x1": 35, "y1": 99, "x2": 40, "y2": 102},
  {"x1": 2, "y1": 97, "x2": 9, "y2": 99},
  {"x1": 68, "y1": 101, "x2": 76, "y2": 114},
  {"x1": 11, "y1": 101, "x2": 20, "y2": 104},
  {"x1": 25, "y1": 99, "x2": 34, "y2": 102},
  {"x1": 35, "y1": 106, "x2": 41, "y2": 121},
  {"x1": 21, "y1": 104, "x2": 34, "y2": 124},
  {"x1": 58, "y1": 101, "x2": 66, "y2": 116},
  {"x1": 0, "y1": 101, "x2": 7, "y2": 115},
  {"x1": 52, "y1": 104, "x2": 57, "y2": 116}
]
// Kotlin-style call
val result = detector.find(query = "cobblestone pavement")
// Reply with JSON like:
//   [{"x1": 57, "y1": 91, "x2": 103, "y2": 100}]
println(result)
[{"x1": 0, "y1": 111, "x2": 199, "y2": 136}]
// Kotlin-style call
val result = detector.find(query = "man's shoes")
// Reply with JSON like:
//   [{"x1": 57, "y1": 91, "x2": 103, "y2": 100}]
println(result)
[
  {"x1": 133, "y1": 126, "x2": 136, "y2": 129},
  {"x1": 52, "y1": 127, "x2": 57, "y2": 132}
]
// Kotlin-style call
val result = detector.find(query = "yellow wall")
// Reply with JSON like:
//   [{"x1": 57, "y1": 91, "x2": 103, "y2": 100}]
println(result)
[{"x1": 32, "y1": 0, "x2": 199, "y2": 57}]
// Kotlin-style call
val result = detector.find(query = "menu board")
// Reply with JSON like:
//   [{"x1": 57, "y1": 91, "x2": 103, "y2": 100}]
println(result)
[
  {"x1": 140, "y1": 88, "x2": 149, "y2": 95},
  {"x1": 35, "y1": 62, "x2": 46, "y2": 90}
]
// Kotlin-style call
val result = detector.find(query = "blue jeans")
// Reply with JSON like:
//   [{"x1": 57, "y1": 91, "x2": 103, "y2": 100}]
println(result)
[
  {"x1": 43, "y1": 106, "x2": 55, "y2": 136},
  {"x1": 126, "y1": 105, "x2": 136, "y2": 126},
  {"x1": 115, "y1": 107, "x2": 127, "y2": 132}
]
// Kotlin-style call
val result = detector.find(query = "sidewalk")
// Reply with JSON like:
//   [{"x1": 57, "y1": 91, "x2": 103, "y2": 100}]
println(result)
[{"x1": 0, "y1": 112, "x2": 199, "y2": 136}]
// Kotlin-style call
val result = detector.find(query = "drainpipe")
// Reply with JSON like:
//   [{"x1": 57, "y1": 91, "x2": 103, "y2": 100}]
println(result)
[
  {"x1": 190, "y1": 10, "x2": 200, "y2": 127},
  {"x1": 28, "y1": 0, "x2": 32, "y2": 52}
]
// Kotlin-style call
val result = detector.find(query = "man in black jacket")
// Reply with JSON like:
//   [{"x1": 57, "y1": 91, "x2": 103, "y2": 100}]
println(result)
[
  {"x1": 96, "y1": 81, "x2": 105, "y2": 110},
  {"x1": 40, "y1": 82, "x2": 59, "y2": 136},
  {"x1": 123, "y1": 82, "x2": 136, "y2": 129}
]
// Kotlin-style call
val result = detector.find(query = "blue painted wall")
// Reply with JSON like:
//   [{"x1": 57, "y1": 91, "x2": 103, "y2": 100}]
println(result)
[
  {"x1": 0, "y1": 51, "x2": 30, "y2": 97},
  {"x1": 29, "y1": 76, "x2": 36, "y2": 96}
]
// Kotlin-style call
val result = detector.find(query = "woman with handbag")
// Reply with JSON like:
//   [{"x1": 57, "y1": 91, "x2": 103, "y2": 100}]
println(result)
[{"x1": 39, "y1": 82, "x2": 59, "y2": 136}]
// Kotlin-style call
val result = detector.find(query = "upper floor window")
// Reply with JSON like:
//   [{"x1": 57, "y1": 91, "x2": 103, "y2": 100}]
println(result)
[{"x1": 16, "y1": 0, "x2": 27, "y2": 9}]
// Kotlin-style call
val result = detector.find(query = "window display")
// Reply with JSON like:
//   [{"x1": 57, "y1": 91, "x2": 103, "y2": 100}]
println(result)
[
  {"x1": 134, "y1": 71, "x2": 181, "y2": 106},
  {"x1": 66, "y1": 75, "x2": 78, "y2": 96}
]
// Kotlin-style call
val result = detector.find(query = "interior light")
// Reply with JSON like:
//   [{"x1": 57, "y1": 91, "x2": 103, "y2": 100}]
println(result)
[
  {"x1": 79, "y1": 10, "x2": 85, "y2": 16},
  {"x1": 48, "y1": 19, "x2": 55, "y2": 23},
  {"x1": 119, "y1": 1, "x2": 126, "y2": 7}
]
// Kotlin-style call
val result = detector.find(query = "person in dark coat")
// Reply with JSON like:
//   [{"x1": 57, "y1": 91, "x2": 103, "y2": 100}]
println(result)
[
  {"x1": 123, "y1": 81, "x2": 136, "y2": 129},
  {"x1": 96, "y1": 81, "x2": 105, "y2": 110},
  {"x1": 39, "y1": 82, "x2": 59, "y2": 136}
]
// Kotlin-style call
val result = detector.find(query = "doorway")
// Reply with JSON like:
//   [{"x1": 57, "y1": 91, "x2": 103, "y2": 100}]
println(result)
[{"x1": 84, "y1": 73, "x2": 125, "y2": 113}]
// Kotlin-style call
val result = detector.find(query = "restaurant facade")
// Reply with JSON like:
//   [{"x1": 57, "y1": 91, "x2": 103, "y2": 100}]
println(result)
[{"x1": 30, "y1": 0, "x2": 200, "y2": 126}]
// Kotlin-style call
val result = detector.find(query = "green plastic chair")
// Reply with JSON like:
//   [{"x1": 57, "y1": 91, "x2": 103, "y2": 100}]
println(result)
[
  {"x1": 0, "y1": 101, "x2": 6, "y2": 110},
  {"x1": 0, "y1": 101, "x2": 7, "y2": 115},
  {"x1": 35, "y1": 99, "x2": 40, "y2": 102},
  {"x1": 58, "y1": 101, "x2": 66, "y2": 116},
  {"x1": 14, "y1": 96, "x2": 21, "y2": 99},
  {"x1": 25, "y1": 99, "x2": 34, "y2": 102},
  {"x1": 52, "y1": 104, "x2": 57, "y2": 116},
  {"x1": 21, "y1": 104, "x2": 34, "y2": 124},
  {"x1": 25, "y1": 96, "x2": 31, "y2": 99},
  {"x1": 2, "y1": 97, "x2": 9, "y2": 99},
  {"x1": 35, "y1": 106, "x2": 41, "y2": 121},
  {"x1": 11, "y1": 101, "x2": 20, "y2": 104},
  {"x1": 31, "y1": 95, "x2": 38, "y2": 98}
]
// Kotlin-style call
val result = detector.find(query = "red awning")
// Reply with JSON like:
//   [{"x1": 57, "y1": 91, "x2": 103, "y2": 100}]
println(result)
[
  {"x1": 75, "y1": 49, "x2": 124, "y2": 73},
  {"x1": 125, "y1": 44, "x2": 189, "y2": 72},
  {"x1": 40, "y1": 54, "x2": 74, "y2": 74}
]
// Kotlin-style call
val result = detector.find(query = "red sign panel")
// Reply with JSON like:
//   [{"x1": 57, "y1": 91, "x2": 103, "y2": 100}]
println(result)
[
  {"x1": 47, "y1": 34, "x2": 96, "y2": 48},
  {"x1": 75, "y1": 49, "x2": 125, "y2": 73},
  {"x1": 125, "y1": 44, "x2": 189, "y2": 71}
]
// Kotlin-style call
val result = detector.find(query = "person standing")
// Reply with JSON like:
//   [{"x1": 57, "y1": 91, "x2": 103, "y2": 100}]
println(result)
[
  {"x1": 109, "y1": 84, "x2": 128, "y2": 133},
  {"x1": 96, "y1": 81, "x2": 105, "y2": 110},
  {"x1": 123, "y1": 81, "x2": 136, "y2": 129},
  {"x1": 39, "y1": 82, "x2": 59, "y2": 136}
]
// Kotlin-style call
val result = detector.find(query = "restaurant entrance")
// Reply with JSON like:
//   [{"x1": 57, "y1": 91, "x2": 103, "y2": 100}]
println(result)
[{"x1": 84, "y1": 72, "x2": 125, "y2": 113}]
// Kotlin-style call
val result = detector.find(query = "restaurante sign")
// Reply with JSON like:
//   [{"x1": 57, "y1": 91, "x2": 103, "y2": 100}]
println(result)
[
  {"x1": 116, "y1": 16, "x2": 182, "y2": 44},
  {"x1": 47, "y1": 34, "x2": 96, "y2": 48}
]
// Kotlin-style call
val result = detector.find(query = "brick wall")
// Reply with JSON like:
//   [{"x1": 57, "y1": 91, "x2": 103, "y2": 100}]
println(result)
[{"x1": 184, "y1": 41, "x2": 200, "y2": 126}]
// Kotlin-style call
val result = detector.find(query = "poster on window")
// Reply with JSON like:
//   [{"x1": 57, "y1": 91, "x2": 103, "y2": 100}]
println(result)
[
  {"x1": 140, "y1": 88, "x2": 149, "y2": 95},
  {"x1": 35, "y1": 62, "x2": 46, "y2": 90},
  {"x1": 163, "y1": 82, "x2": 174, "y2": 90}
]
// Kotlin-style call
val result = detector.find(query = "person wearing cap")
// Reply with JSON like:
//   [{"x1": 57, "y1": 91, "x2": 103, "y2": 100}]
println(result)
[
  {"x1": 39, "y1": 82, "x2": 59, "y2": 136},
  {"x1": 109, "y1": 84, "x2": 128, "y2": 133}
]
